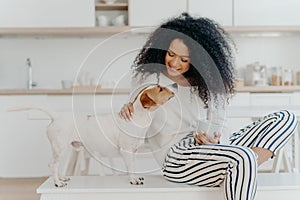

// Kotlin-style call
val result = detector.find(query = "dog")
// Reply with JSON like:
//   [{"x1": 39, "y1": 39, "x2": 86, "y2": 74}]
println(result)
[{"x1": 8, "y1": 84, "x2": 176, "y2": 187}]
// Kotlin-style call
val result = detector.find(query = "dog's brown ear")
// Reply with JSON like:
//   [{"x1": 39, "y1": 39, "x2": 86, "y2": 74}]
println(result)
[{"x1": 140, "y1": 92, "x2": 157, "y2": 109}]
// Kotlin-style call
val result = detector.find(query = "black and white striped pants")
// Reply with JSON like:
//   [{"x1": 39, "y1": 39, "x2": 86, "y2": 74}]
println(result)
[{"x1": 162, "y1": 110, "x2": 298, "y2": 200}]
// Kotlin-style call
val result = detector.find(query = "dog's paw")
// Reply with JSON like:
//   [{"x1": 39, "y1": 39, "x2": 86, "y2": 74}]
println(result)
[
  {"x1": 59, "y1": 176, "x2": 71, "y2": 182},
  {"x1": 54, "y1": 180, "x2": 68, "y2": 187},
  {"x1": 130, "y1": 177, "x2": 144, "y2": 185}
]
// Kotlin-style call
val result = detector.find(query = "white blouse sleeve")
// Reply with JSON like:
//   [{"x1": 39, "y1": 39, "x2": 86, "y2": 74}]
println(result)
[
  {"x1": 206, "y1": 95, "x2": 232, "y2": 144},
  {"x1": 206, "y1": 95, "x2": 227, "y2": 126}
]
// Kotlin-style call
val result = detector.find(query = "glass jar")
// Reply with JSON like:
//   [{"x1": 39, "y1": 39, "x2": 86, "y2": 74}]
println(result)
[
  {"x1": 271, "y1": 66, "x2": 282, "y2": 86},
  {"x1": 297, "y1": 71, "x2": 300, "y2": 85},
  {"x1": 283, "y1": 68, "x2": 293, "y2": 86}
]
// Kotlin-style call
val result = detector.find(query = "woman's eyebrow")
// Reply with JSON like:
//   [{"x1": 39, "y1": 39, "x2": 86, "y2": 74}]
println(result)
[{"x1": 168, "y1": 49, "x2": 190, "y2": 58}]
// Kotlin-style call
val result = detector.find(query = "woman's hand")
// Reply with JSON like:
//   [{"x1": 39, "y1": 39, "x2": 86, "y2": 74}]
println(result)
[
  {"x1": 118, "y1": 102, "x2": 134, "y2": 121},
  {"x1": 194, "y1": 132, "x2": 220, "y2": 145}
]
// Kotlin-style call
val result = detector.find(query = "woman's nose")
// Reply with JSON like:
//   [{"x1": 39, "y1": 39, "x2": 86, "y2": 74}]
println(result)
[{"x1": 170, "y1": 56, "x2": 180, "y2": 67}]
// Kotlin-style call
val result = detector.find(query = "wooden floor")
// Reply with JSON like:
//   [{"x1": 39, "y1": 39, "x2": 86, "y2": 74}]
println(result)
[{"x1": 0, "y1": 177, "x2": 47, "y2": 200}]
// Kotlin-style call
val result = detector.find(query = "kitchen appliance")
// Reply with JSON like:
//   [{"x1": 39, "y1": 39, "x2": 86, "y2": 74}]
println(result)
[{"x1": 245, "y1": 62, "x2": 268, "y2": 86}]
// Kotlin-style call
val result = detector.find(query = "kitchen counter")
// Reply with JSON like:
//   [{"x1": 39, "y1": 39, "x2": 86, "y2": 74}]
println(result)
[
  {"x1": 1, "y1": 86, "x2": 300, "y2": 95},
  {"x1": 236, "y1": 85, "x2": 300, "y2": 93},
  {"x1": 0, "y1": 88, "x2": 130, "y2": 95}
]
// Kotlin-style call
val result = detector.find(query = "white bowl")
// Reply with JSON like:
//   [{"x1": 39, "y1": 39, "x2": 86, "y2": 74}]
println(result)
[{"x1": 101, "y1": 0, "x2": 117, "y2": 4}]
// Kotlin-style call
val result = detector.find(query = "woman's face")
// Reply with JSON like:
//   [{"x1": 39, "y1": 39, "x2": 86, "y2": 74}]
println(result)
[{"x1": 165, "y1": 39, "x2": 190, "y2": 77}]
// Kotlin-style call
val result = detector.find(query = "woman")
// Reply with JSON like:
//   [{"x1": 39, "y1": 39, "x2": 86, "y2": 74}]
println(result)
[{"x1": 119, "y1": 13, "x2": 298, "y2": 200}]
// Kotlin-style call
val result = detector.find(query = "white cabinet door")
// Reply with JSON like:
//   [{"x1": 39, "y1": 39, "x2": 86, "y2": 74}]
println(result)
[
  {"x1": 128, "y1": 0, "x2": 187, "y2": 26},
  {"x1": 0, "y1": 95, "x2": 51, "y2": 177},
  {"x1": 188, "y1": 0, "x2": 233, "y2": 26},
  {"x1": 250, "y1": 93, "x2": 291, "y2": 106},
  {"x1": 0, "y1": 0, "x2": 95, "y2": 28},
  {"x1": 234, "y1": 0, "x2": 300, "y2": 26},
  {"x1": 0, "y1": 94, "x2": 129, "y2": 177}
]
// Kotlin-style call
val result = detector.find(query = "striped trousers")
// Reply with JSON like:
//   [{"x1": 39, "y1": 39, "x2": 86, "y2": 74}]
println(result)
[{"x1": 162, "y1": 110, "x2": 298, "y2": 200}]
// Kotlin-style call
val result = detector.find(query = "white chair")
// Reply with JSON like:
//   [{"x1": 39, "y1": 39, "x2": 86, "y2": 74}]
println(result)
[{"x1": 272, "y1": 116, "x2": 299, "y2": 173}]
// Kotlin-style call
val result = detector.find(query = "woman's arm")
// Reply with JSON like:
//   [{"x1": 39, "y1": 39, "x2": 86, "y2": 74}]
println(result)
[
  {"x1": 119, "y1": 71, "x2": 158, "y2": 121},
  {"x1": 194, "y1": 95, "x2": 227, "y2": 145},
  {"x1": 119, "y1": 102, "x2": 134, "y2": 120}
]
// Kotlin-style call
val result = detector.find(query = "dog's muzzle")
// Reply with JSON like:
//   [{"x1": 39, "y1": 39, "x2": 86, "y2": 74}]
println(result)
[{"x1": 166, "y1": 83, "x2": 178, "y2": 93}]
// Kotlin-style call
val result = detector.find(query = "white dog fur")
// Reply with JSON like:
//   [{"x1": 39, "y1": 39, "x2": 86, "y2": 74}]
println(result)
[{"x1": 9, "y1": 84, "x2": 176, "y2": 187}]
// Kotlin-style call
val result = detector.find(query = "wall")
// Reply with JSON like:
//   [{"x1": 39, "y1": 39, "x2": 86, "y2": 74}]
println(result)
[
  {"x1": 0, "y1": 34, "x2": 147, "y2": 89},
  {"x1": 1, "y1": 33, "x2": 300, "y2": 89}
]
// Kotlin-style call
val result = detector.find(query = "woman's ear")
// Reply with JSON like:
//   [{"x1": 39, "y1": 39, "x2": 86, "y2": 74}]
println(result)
[{"x1": 140, "y1": 92, "x2": 157, "y2": 110}]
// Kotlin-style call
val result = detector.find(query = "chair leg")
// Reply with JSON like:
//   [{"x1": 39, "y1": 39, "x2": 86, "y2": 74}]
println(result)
[
  {"x1": 283, "y1": 150, "x2": 292, "y2": 172},
  {"x1": 272, "y1": 150, "x2": 283, "y2": 173},
  {"x1": 292, "y1": 122, "x2": 299, "y2": 172},
  {"x1": 81, "y1": 152, "x2": 91, "y2": 176}
]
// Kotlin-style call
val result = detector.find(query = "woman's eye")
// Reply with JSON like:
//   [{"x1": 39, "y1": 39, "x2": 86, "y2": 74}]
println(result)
[
  {"x1": 181, "y1": 58, "x2": 189, "y2": 63},
  {"x1": 167, "y1": 51, "x2": 174, "y2": 57}
]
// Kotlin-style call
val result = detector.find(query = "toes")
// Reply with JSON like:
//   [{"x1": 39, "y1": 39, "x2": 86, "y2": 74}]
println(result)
[
  {"x1": 60, "y1": 177, "x2": 71, "y2": 182},
  {"x1": 130, "y1": 177, "x2": 144, "y2": 185},
  {"x1": 54, "y1": 181, "x2": 67, "y2": 187}
]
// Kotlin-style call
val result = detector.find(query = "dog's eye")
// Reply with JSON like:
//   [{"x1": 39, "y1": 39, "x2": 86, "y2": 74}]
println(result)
[{"x1": 159, "y1": 87, "x2": 163, "y2": 92}]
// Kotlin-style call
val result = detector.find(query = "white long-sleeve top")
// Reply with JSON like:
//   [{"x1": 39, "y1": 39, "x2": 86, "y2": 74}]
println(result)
[{"x1": 130, "y1": 72, "x2": 229, "y2": 167}]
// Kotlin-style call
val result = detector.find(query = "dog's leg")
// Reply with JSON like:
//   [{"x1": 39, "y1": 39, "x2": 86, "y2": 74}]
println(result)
[
  {"x1": 49, "y1": 141, "x2": 69, "y2": 187},
  {"x1": 49, "y1": 155, "x2": 68, "y2": 187},
  {"x1": 70, "y1": 141, "x2": 91, "y2": 176},
  {"x1": 120, "y1": 149, "x2": 144, "y2": 185}
]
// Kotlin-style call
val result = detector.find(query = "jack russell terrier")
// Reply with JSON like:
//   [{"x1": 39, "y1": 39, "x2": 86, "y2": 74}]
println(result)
[{"x1": 9, "y1": 84, "x2": 176, "y2": 187}]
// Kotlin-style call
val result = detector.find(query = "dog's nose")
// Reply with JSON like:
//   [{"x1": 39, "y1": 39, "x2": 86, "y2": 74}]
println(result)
[
  {"x1": 166, "y1": 83, "x2": 178, "y2": 93},
  {"x1": 171, "y1": 83, "x2": 178, "y2": 89}
]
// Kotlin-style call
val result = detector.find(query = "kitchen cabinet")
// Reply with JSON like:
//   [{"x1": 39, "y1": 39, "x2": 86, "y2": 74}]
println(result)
[
  {"x1": 226, "y1": 92, "x2": 300, "y2": 137},
  {"x1": 95, "y1": 1, "x2": 128, "y2": 27},
  {"x1": 234, "y1": 0, "x2": 300, "y2": 26},
  {"x1": 250, "y1": 93, "x2": 292, "y2": 106},
  {"x1": 0, "y1": 93, "x2": 129, "y2": 177},
  {"x1": 188, "y1": 0, "x2": 233, "y2": 26},
  {"x1": 128, "y1": 0, "x2": 187, "y2": 26},
  {"x1": 1, "y1": 91, "x2": 300, "y2": 177},
  {"x1": 2, "y1": 0, "x2": 300, "y2": 36},
  {"x1": 0, "y1": 95, "x2": 50, "y2": 177},
  {"x1": 0, "y1": 0, "x2": 95, "y2": 28},
  {"x1": 95, "y1": 2, "x2": 128, "y2": 11}
]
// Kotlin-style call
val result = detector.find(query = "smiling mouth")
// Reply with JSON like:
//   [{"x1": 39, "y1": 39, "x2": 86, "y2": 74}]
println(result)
[{"x1": 168, "y1": 67, "x2": 180, "y2": 72}]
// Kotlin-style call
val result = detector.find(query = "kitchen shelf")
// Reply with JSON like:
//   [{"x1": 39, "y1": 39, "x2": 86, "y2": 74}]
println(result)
[
  {"x1": 95, "y1": 3, "x2": 128, "y2": 11},
  {"x1": 0, "y1": 26, "x2": 132, "y2": 37},
  {"x1": 236, "y1": 85, "x2": 300, "y2": 93},
  {"x1": 225, "y1": 26, "x2": 300, "y2": 34},
  {"x1": 0, "y1": 88, "x2": 130, "y2": 95},
  {"x1": 1, "y1": 86, "x2": 300, "y2": 95},
  {"x1": 2, "y1": 26, "x2": 300, "y2": 37}
]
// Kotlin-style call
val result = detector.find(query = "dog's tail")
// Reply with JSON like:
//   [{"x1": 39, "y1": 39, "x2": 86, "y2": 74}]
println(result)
[{"x1": 7, "y1": 105, "x2": 57, "y2": 121}]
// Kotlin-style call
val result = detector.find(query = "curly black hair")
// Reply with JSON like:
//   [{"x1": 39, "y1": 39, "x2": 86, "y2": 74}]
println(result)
[{"x1": 132, "y1": 13, "x2": 236, "y2": 108}]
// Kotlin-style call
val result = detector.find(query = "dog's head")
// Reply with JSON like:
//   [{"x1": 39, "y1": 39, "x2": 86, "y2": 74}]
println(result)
[{"x1": 139, "y1": 84, "x2": 175, "y2": 111}]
